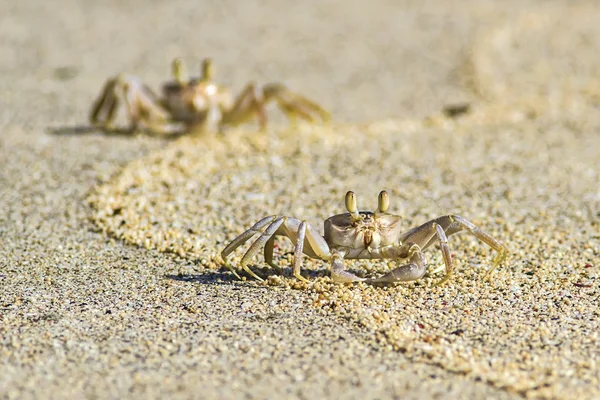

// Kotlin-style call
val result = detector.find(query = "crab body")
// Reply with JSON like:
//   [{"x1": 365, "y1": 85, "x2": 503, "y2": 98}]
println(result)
[
  {"x1": 324, "y1": 211, "x2": 404, "y2": 258},
  {"x1": 221, "y1": 191, "x2": 508, "y2": 285}
]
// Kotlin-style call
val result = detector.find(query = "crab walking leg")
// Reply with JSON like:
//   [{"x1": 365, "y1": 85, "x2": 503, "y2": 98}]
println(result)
[
  {"x1": 419, "y1": 215, "x2": 508, "y2": 279},
  {"x1": 90, "y1": 76, "x2": 147, "y2": 131},
  {"x1": 268, "y1": 219, "x2": 330, "y2": 282},
  {"x1": 263, "y1": 236, "x2": 283, "y2": 272},
  {"x1": 90, "y1": 75, "x2": 183, "y2": 135},
  {"x1": 121, "y1": 79, "x2": 183, "y2": 135},
  {"x1": 221, "y1": 215, "x2": 332, "y2": 282},
  {"x1": 394, "y1": 215, "x2": 507, "y2": 283},
  {"x1": 89, "y1": 78, "x2": 120, "y2": 128},
  {"x1": 434, "y1": 223, "x2": 453, "y2": 285},
  {"x1": 262, "y1": 83, "x2": 331, "y2": 123},
  {"x1": 450, "y1": 215, "x2": 508, "y2": 278},
  {"x1": 239, "y1": 217, "x2": 286, "y2": 281},
  {"x1": 292, "y1": 221, "x2": 310, "y2": 282},
  {"x1": 221, "y1": 216, "x2": 278, "y2": 259},
  {"x1": 330, "y1": 251, "x2": 366, "y2": 283},
  {"x1": 296, "y1": 220, "x2": 335, "y2": 281},
  {"x1": 221, "y1": 83, "x2": 268, "y2": 129},
  {"x1": 220, "y1": 216, "x2": 278, "y2": 280},
  {"x1": 268, "y1": 217, "x2": 333, "y2": 282},
  {"x1": 222, "y1": 83, "x2": 330, "y2": 129}
]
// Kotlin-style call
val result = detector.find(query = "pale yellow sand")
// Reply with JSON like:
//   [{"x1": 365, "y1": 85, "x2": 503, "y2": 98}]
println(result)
[{"x1": 2, "y1": 1, "x2": 599, "y2": 399}]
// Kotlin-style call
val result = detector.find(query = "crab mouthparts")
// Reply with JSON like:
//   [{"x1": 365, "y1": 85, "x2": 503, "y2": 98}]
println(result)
[{"x1": 363, "y1": 230, "x2": 373, "y2": 247}]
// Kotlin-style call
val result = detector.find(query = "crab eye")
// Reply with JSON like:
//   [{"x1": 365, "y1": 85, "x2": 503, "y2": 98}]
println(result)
[
  {"x1": 377, "y1": 190, "x2": 390, "y2": 213},
  {"x1": 201, "y1": 58, "x2": 214, "y2": 80},
  {"x1": 345, "y1": 191, "x2": 356, "y2": 212},
  {"x1": 345, "y1": 191, "x2": 360, "y2": 219},
  {"x1": 172, "y1": 58, "x2": 188, "y2": 85}
]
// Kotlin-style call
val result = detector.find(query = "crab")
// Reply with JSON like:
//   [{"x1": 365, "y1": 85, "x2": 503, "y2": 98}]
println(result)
[
  {"x1": 89, "y1": 58, "x2": 330, "y2": 135},
  {"x1": 221, "y1": 190, "x2": 508, "y2": 285}
]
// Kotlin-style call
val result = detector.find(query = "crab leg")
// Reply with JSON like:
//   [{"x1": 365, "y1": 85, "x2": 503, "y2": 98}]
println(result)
[
  {"x1": 366, "y1": 220, "x2": 449, "y2": 284},
  {"x1": 263, "y1": 83, "x2": 331, "y2": 122},
  {"x1": 221, "y1": 215, "x2": 333, "y2": 281},
  {"x1": 263, "y1": 236, "x2": 282, "y2": 272},
  {"x1": 242, "y1": 217, "x2": 329, "y2": 282},
  {"x1": 222, "y1": 83, "x2": 330, "y2": 129},
  {"x1": 290, "y1": 219, "x2": 338, "y2": 283},
  {"x1": 221, "y1": 83, "x2": 268, "y2": 129},
  {"x1": 330, "y1": 251, "x2": 366, "y2": 283},
  {"x1": 438, "y1": 215, "x2": 508, "y2": 278},
  {"x1": 418, "y1": 215, "x2": 508, "y2": 279},
  {"x1": 435, "y1": 223, "x2": 454, "y2": 283},
  {"x1": 90, "y1": 75, "x2": 183, "y2": 135},
  {"x1": 91, "y1": 75, "x2": 149, "y2": 130},
  {"x1": 89, "y1": 77, "x2": 121, "y2": 129},
  {"x1": 220, "y1": 216, "x2": 278, "y2": 280},
  {"x1": 262, "y1": 83, "x2": 331, "y2": 124},
  {"x1": 124, "y1": 80, "x2": 185, "y2": 135},
  {"x1": 292, "y1": 221, "x2": 309, "y2": 282},
  {"x1": 239, "y1": 217, "x2": 287, "y2": 281},
  {"x1": 220, "y1": 216, "x2": 278, "y2": 281},
  {"x1": 376, "y1": 215, "x2": 507, "y2": 284},
  {"x1": 221, "y1": 216, "x2": 278, "y2": 259}
]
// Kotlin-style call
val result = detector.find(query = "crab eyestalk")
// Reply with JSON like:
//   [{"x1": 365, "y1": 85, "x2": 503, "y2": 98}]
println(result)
[
  {"x1": 376, "y1": 190, "x2": 390, "y2": 214},
  {"x1": 345, "y1": 191, "x2": 360, "y2": 221},
  {"x1": 172, "y1": 58, "x2": 188, "y2": 85},
  {"x1": 201, "y1": 58, "x2": 214, "y2": 82}
]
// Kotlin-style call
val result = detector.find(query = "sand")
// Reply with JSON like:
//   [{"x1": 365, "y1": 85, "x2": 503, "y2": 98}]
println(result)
[{"x1": 1, "y1": 0, "x2": 599, "y2": 399}]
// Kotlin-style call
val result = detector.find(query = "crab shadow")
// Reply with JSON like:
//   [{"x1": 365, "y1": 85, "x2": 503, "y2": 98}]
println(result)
[
  {"x1": 47, "y1": 125, "x2": 188, "y2": 139},
  {"x1": 48, "y1": 125, "x2": 135, "y2": 137},
  {"x1": 165, "y1": 266, "x2": 334, "y2": 288},
  {"x1": 165, "y1": 271, "x2": 238, "y2": 285}
]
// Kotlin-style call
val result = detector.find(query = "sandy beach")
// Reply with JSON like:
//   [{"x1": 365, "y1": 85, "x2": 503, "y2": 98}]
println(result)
[{"x1": 2, "y1": 1, "x2": 599, "y2": 399}]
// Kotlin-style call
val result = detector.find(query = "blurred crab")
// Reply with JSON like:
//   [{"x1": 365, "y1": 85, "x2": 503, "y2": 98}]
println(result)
[
  {"x1": 221, "y1": 190, "x2": 508, "y2": 285},
  {"x1": 89, "y1": 58, "x2": 330, "y2": 135}
]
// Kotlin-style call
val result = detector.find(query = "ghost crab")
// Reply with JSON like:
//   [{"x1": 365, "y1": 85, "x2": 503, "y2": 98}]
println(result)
[
  {"x1": 89, "y1": 58, "x2": 330, "y2": 135},
  {"x1": 221, "y1": 191, "x2": 508, "y2": 285}
]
